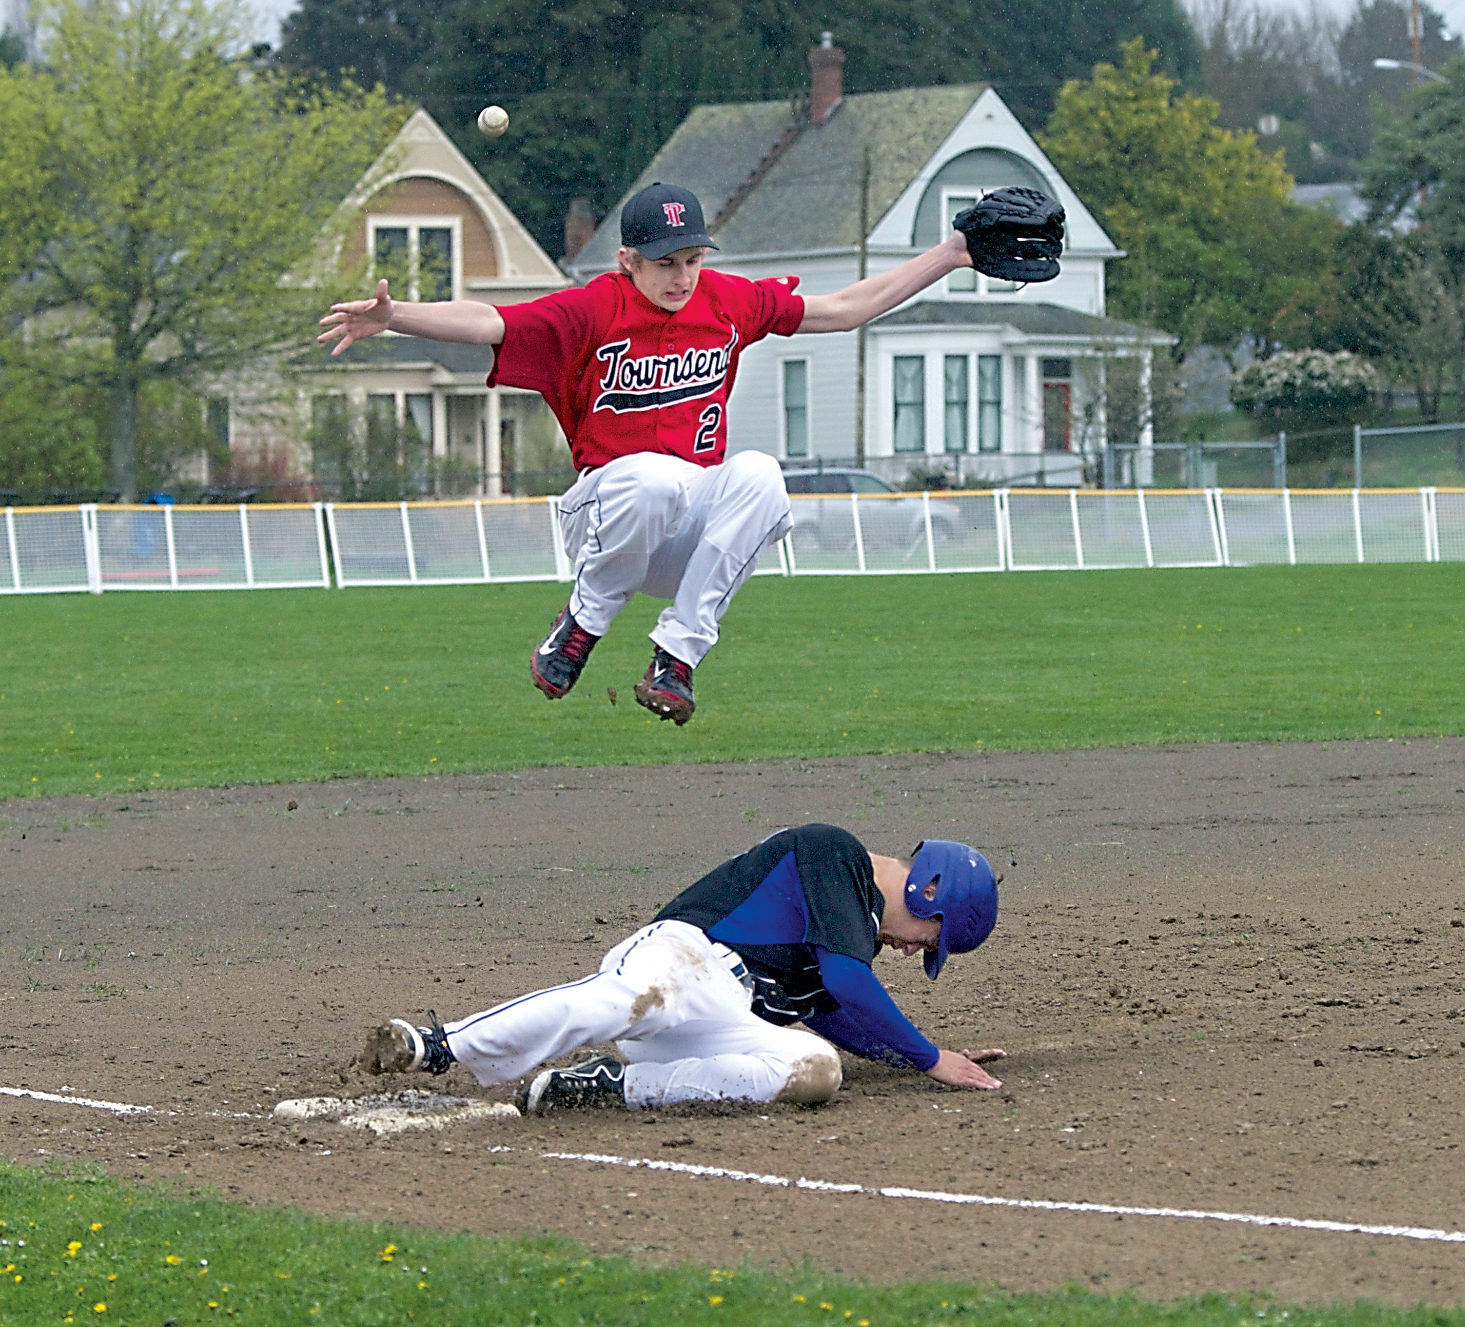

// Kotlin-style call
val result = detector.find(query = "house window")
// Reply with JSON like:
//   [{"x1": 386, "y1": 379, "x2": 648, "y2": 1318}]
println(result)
[
  {"x1": 946, "y1": 197, "x2": 977, "y2": 295},
  {"x1": 417, "y1": 228, "x2": 453, "y2": 302},
  {"x1": 1042, "y1": 357, "x2": 1072, "y2": 452},
  {"x1": 893, "y1": 355, "x2": 925, "y2": 453},
  {"x1": 978, "y1": 355, "x2": 1001, "y2": 452},
  {"x1": 206, "y1": 397, "x2": 230, "y2": 452},
  {"x1": 782, "y1": 359, "x2": 808, "y2": 458},
  {"x1": 944, "y1": 355, "x2": 968, "y2": 454},
  {"x1": 946, "y1": 193, "x2": 1020, "y2": 295},
  {"x1": 404, "y1": 394, "x2": 433, "y2": 448},
  {"x1": 369, "y1": 220, "x2": 458, "y2": 301}
]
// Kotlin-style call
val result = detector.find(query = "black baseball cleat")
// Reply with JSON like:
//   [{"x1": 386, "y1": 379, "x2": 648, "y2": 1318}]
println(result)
[
  {"x1": 517, "y1": 1054, "x2": 626, "y2": 1114},
  {"x1": 530, "y1": 605, "x2": 600, "y2": 699},
  {"x1": 633, "y1": 646, "x2": 695, "y2": 725},
  {"x1": 363, "y1": 1014, "x2": 455, "y2": 1076}
]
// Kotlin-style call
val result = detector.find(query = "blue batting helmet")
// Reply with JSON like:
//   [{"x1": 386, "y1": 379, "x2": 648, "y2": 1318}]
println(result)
[{"x1": 904, "y1": 840, "x2": 998, "y2": 980}]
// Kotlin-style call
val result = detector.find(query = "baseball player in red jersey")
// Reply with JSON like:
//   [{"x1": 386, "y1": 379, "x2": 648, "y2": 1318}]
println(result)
[
  {"x1": 361, "y1": 824, "x2": 1005, "y2": 1113},
  {"x1": 320, "y1": 182, "x2": 979, "y2": 724}
]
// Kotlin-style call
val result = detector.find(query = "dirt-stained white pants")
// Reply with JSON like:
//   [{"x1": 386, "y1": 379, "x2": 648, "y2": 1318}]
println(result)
[
  {"x1": 443, "y1": 921, "x2": 841, "y2": 1109},
  {"x1": 555, "y1": 451, "x2": 792, "y2": 667}
]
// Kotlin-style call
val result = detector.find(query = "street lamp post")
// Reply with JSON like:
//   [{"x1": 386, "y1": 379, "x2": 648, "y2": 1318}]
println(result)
[{"x1": 1372, "y1": 57, "x2": 1448, "y2": 84}]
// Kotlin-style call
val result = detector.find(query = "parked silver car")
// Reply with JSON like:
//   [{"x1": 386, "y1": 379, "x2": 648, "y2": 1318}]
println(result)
[{"x1": 780, "y1": 466, "x2": 962, "y2": 553}]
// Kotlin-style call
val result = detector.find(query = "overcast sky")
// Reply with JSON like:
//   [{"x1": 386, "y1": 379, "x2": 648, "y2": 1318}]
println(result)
[
  {"x1": 242, "y1": 0, "x2": 1465, "y2": 54},
  {"x1": 1268, "y1": 0, "x2": 1463, "y2": 40}
]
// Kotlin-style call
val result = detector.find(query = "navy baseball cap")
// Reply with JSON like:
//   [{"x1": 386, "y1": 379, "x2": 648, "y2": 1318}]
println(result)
[
  {"x1": 904, "y1": 840, "x2": 998, "y2": 980},
  {"x1": 620, "y1": 182, "x2": 718, "y2": 259}
]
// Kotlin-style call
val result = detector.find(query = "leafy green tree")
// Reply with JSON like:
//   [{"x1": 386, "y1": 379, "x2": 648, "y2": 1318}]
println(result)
[
  {"x1": 1364, "y1": 56, "x2": 1465, "y2": 258},
  {"x1": 1041, "y1": 37, "x2": 1340, "y2": 357},
  {"x1": 0, "y1": 27, "x2": 27, "y2": 67},
  {"x1": 0, "y1": 0, "x2": 406, "y2": 501},
  {"x1": 0, "y1": 372, "x2": 105, "y2": 500},
  {"x1": 0, "y1": 61, "x2": 55, "y2": 277},
  {"x1": 278, "y1": 0, "x2": 1197, "y2": 259},
  {"x1": 1354, "y1": 67, "x2": 1465, "y2": 421},
  {"x1": 1337, "y1": 0, "x2": 1461, "y2": 160}
]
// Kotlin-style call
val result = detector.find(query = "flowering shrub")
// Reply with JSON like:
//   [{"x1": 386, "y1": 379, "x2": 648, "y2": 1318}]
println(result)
[{"x1": 1230, "y1": 350, "x2": 1377, "y2": 420}]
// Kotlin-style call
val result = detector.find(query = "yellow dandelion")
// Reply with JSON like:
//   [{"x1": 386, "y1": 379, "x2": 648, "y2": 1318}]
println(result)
[
  {"x1": 378, "y1": 1244, "x2": 396, "y2": 1262},
  {"x1": 93, "y1": 1304, "x2": 106, "y2": 1314},
  {"x1": 418, "y1": 1281, "x2": 427, "y2": 1290},
  {"x1": 66, "y1": 1241, "x2": 82, "y2": 1256},
  {"x1": 208, "y1": 1303, "x2": 218, "y2": 1310},
  {"x1": 90, "y1": 1224, "x2": 102, "y2": 1233},
  {"x1": 107, "y1": 1275, "x2": 117, "y2": 1283},
  {"x1": 165, "y1": 1255, "x2": 182, "y2": 1266},
  {"x1": 792, "y1": 1295, "x2": 806, "y2": 1303},
  {"x1": 821, "y1": 1303, "x2": 834, "y2": 1311},
  {"x1": 708, "y1": 1296, "x2": 723, "y2": 1306}
]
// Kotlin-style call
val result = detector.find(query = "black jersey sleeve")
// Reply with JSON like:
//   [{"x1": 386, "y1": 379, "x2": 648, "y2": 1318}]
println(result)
[
  {"x1": 656, "y1": 824, "x2": 880, "y2": 955},
  {"x1": 790, "y1": 825, "x2": 882, "y2": 964}
]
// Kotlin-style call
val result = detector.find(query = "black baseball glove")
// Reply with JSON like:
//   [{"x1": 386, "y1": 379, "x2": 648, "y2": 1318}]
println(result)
[{"x1": 953, "y1": 187, "x2": 1065, "y2": 284}]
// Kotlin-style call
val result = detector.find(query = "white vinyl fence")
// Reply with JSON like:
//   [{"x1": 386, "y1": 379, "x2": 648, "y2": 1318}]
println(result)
[{"x1": 3, "y1": 489, "x2": 1462, "y2": 596}]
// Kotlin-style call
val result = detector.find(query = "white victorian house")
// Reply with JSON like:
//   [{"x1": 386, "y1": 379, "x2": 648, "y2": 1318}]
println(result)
[{"x1": 566, "y1": 38, "x2": 1169, "y2": 486}]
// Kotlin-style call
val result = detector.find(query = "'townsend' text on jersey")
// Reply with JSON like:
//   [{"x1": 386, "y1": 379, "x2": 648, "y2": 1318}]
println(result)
[{"x1": 593, "y1": 329, "x2": 739, "y2": 414}]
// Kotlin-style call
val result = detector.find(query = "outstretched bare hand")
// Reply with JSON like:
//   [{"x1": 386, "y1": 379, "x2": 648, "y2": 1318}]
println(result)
[
  {"x1": 924, "y1": 1047, "x2": 1006, "y2": 1090},
  {"x1": 318, "y1": 278, "x2": 394, "y2": 356}
]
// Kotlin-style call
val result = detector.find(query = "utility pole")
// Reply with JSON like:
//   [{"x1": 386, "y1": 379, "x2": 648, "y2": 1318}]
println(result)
[{"x1": 855, "y1": 144, "x2": 871, "y2": 467}]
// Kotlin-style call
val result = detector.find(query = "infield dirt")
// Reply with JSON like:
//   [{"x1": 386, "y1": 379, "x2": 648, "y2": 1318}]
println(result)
[{"x1": 3, "y1": 739, "x2": 1463, "y2": 1304}]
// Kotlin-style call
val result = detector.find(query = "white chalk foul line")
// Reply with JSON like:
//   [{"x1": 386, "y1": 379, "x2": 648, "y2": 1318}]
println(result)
[
  {"x1": 0, "y1": 1086, "x2": 151, "y2": 1116},
  {"x1": 542, "y1": 1152, "x2": 1465, "y2": 1247},
  {"x1": 11, "y1": 1087, "x2": 1461, "y2": 1248}
]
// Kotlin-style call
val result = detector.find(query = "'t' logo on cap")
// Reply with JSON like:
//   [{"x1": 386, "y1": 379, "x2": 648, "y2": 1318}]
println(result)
[{"x1": 662, "y1": 201, "x2": 687, "y2": 227}]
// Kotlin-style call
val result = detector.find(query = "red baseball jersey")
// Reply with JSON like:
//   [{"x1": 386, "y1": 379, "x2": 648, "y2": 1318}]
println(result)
[{"x1": 487, "y1": 268, "x2": 804, "y2": 471}]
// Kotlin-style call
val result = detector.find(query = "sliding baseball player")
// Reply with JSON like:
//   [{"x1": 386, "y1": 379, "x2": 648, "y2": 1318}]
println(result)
[
  {"x1": 319, "y1": 183, "x2": 1062, "y2": 725},
  {"x1": 362, "y1": 824, "x2": 1004, "y2": 1113}
]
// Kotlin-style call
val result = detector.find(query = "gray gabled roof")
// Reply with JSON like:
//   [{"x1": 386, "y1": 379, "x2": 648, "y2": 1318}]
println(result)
[
  {"x1": 304, "y1": 334, "x2": 496, "y2": 377},
  {"x1": 569, "y1": 85, "x2": 986, "y2": 274},
  {"x1": 872, "y1": 300, "x2": 1175, "y2": 345}
]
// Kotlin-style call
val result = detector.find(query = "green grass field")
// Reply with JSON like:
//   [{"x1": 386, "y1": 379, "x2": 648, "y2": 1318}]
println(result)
[
  {"x1": 2, "y1": 564, "x2": 1464, "y2": 800},
  {"x1": 3, "y1": 1160, "x2": 1462, "y2": 1327}
]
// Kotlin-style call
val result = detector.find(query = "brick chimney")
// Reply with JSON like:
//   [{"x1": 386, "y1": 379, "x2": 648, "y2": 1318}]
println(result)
[
  {"x1": 563, "y1": 198, "x2": 595, "y2": 263},
  {"x1": 809, "y1": 31, "x2": 844, "y2": 126}
]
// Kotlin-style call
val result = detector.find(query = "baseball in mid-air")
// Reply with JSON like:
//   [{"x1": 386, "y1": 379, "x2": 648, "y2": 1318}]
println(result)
[{"x1": 477, "y1": 105, "x2": 509, "y2": 137}]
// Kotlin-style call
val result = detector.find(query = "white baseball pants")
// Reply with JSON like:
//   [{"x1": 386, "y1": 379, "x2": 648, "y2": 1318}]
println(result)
[
  {"x1": 556, "y1": 451, "x2": 792, "y2": 666},
  {"x1": 443, "y1": 920, "x2": 842, "y2": 1109}
]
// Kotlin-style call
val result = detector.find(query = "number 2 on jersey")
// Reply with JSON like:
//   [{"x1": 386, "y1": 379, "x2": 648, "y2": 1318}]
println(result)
[{"x1": 693, "y1": 403, "x2": 722, "y2": 453}]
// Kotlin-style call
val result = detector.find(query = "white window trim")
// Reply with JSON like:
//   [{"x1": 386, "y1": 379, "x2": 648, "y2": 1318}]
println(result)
[
  {"x1": 777, "y1": 354, "x2": 812, "y2": 460},
  {"x1": 368, "y1": 215, "x2": 464, "y2": 302}
]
